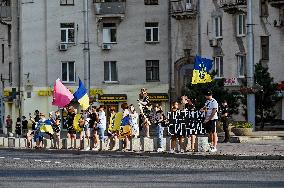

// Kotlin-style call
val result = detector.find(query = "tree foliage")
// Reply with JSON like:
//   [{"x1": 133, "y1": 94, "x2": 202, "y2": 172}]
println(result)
[{"x1": 183, "y1": 75, "x2": 241, "y2": 115}]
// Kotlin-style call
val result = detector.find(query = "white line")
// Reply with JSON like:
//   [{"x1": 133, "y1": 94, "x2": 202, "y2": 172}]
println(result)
[
  {"x1": 55, "y1": 161, "x2": 61, "y2": 164},
  {"x1": 13, "y1": 158, "x2": 20, "y2": 160},
  {"x1": 44, "y1": 161, "x2": 51, "y2": 163},
  {"x1": 34, "y1": 160, "x2": 42, "y2": 162},
  {"x1": 0, "y1": 157, "x2": 5, "y2": 159}
]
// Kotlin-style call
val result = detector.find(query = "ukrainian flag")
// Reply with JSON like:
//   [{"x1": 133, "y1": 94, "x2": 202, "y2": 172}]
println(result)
[
  {"x1": 191, "y1": 56, "x2": 213, "y2": 84},
  {"x1": 74, "y1": 79, "x2": 90, "y2": 110}
]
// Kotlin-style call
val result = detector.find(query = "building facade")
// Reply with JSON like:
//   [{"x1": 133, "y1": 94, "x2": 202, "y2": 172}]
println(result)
[
  {"x1": 1, "y1": 0, "x2": 284, "y2": 133},
  {"x1": 1, "y1": 0, "x2": 170, "y2": 133},
  {"x1": 170, "y1": 0, "x2": 284, "y2": 119}
]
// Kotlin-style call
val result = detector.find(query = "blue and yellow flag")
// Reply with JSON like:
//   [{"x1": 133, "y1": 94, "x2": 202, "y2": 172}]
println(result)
[
  {"x1": 74, "y1": 79, "x2": 90, "y2": 110},
  {"x1": 191, "y1": 56, "x2": 213, "y2": 84}
]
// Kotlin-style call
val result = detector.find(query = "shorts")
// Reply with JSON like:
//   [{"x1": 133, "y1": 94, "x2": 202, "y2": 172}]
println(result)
[
  {"x1": 68, "y1": 130, "x2": 76, "y2": 135},
  {"x1": 205, "y1": 120, "x2": 217, "y2": 134}
]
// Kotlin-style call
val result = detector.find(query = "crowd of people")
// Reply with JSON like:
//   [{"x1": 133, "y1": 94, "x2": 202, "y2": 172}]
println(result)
[{"x1": 4, "y1": 88, "x2": 230, "y2": 153}]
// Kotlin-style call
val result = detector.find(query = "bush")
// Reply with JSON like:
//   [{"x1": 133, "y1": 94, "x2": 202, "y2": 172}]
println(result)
[{"x1": 232, "y1": 121, "x2": 252, "y2": 128}]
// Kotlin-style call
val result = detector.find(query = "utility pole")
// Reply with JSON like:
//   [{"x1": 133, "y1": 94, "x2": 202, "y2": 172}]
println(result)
[
  {"x1": 246, "y1": 0, "x2": 256, "y2": 130},
  {"x1": 83, "y1": 0, "x2": 90, "y2": 94}
]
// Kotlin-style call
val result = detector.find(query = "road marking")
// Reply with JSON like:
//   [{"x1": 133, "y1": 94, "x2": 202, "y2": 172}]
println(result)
[
  {"x1": 44, "y1": 161, "x2": 51, "y2": 163},
  {"x1": 13, "y1": 158, "x2": 20, "y2": 160},
  {"x1": 0, "y1": 157, "x2": 5, "y2": 159},
  {"x1": 34, "y1": 160, "x2": 42, "y2": 162},
  {"x1": 55, "y1": 161, "x2": 61, "y2": 164}
]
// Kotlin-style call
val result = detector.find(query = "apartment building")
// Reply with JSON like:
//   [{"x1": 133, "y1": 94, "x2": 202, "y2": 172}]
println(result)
[
  {"x1": 0, "y1": 0, "x2": 170, "y2": 131},
  {"x1": 170, "y1": 0, "x2": 284, "y2": 119}
]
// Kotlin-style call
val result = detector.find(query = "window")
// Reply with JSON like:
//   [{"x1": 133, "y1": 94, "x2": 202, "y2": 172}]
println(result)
[
  {"x1": 104, "y1": 61, "x2": 118, "y2": 82},
  {"x1": 60, "y1": 0, "x2": 74, "y2": 5},
  {"x1": 261, "y1": 36, "x2": 269, "y2": 60},
  {"x1": 213, "y1": 17, "x2": 222, "y2": 38},
  {"x1": 145, "y1": 22, "x2": 159, "y2": 42},
  {"x1": 1, "y1": 44, "x2": 4, "y2": 64},
  {"x1": 146, "y1": 60, "x2": 159, "y2": 81},
  {"x1": 237, "y1": 55, "x2": 246, "y2": 78},
  {"x1": 260, "y1": 0, "x2": 268, "y2": 17},
  {"x1": 103, "y1": 23, "x2": 117, "y2": 44},
  {"x1": 237, "y1": 14, "x2": 246, "y2": 37},
  {"x1": 213, "y1": 57, "x2": 223, "y2": 78},
  {"x1": 60, "y1": 23, "x2": 75, "y2": 43},
  {"x1": 8, "y1": 62, "x2": 12, "y2": 83},
  {"x1": 62, "y1": 61, "x2": 75, "y2": 83},
  {"x1": 144, "y1": 0, "x2": 158, "y2": 5}
]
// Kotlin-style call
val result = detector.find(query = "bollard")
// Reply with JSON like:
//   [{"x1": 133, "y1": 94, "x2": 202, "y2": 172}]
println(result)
[
  {"x1": 99, "y1": 139, "x2": 108, "y2": 151},
  {"x1": 141, "y1": 137, "x2": 154, "y2": 152},
  {"x1": 3, "y1": 138, "x2": 8, "y2": 147},
  {"x1": 19, "y1": 138, "x2": 27, "y2": 148},
  {"x1": 197, "y1": 136, "x2": 209, "y2": 152},
  {"x1": 8, "y1": 137, "x2": 15, "y2": 148},
  {"x1": 130, "y1": 137, "x2": 141, "y2": 152},
  {"x1": 165, "y1": 137, "x2": 171, "y2": 151},
  {"x1": 0, "y1": 137, "x2": 4, "y2": 146}
]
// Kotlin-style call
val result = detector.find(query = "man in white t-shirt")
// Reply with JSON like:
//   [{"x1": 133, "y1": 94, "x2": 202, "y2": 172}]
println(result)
[{"x1": 203, "y1": 90, "x2": 218, "y2": 152}]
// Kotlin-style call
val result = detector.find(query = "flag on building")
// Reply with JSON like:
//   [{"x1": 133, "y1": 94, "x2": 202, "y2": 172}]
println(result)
[
  {"x1": 52, "y1": 78, "x2": 74, "y2": 108},
  {"x1": 191, "y1": 56, "x2": 213, "y2": 84},
  {"x1": 74, "y1": 79, "x2": 89, "y2": 110}
]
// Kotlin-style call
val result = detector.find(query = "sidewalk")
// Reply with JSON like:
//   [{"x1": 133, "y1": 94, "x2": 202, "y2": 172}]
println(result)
[{"x1": 0, "y1": 131, "x2": 284, "y2": 160}]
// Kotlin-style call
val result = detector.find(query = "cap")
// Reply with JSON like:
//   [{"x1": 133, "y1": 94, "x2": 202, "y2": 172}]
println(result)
[{"x1": 205, "y1": 90, "x2": 213, "y2": 96}]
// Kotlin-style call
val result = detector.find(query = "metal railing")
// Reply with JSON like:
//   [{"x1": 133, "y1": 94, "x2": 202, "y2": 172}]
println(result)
[
  {"x1": 171, "y1": 0, "x2": 197, "y2": 14},
  {"x1": 220, "y1": 0, "x2": 247, "y2": 7},
  {"x1": 94, "y1": 2, "x2": 126, "y2": 15}
]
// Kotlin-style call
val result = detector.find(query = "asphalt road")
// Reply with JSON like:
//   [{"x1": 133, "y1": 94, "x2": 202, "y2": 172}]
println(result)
[{"x1": 0, "y1": 149, "x2": 283, "y2": 188}]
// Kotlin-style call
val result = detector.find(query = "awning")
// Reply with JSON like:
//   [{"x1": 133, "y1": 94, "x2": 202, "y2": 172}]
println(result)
[
  {"x1": 148, "y1": 93, "x2": 169, "y2": 102},
  {"x1": 98, "y1": 94, "x2": 127, "y2": 103}
]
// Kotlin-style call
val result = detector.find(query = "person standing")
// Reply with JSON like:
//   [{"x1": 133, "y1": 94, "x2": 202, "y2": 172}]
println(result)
[
  {"x1": 22, "y1": 116, "x2": 28, "y2": 137},
  {"x1": 15, "y1": 117, "x2": 22, "y2": 137},
  {"x1": 181, "y1": 96, "x2": 196, "y2": 152},
  {"x1": 202, "y1": 90, "x2": 219, "y2": 153},
  {"x1": 129, "y1": 104, "x2": 139, "y2": 138},
  {"x1": 89, "y1": 106, "x2": 99, "y2": 150},
  {"x1": 152, "y1": 104, "x2": 166, "y2": 153},
  {"x1": 5, "y1": 115, "x2": 13, "y2": 135},
  {"x1": 220, "y1": 100, "x2": 230, "y2": 143},
  {"x1": 66, "y1": 106, "x2": 77, "y2": 149},
  {"x1": 96, "y1": 105, "x2": 106, "y2": 148}
]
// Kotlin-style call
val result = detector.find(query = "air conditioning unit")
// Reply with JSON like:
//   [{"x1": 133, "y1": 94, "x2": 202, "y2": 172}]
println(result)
[
  {"x1": 209, "y1": 39, "x2": 218, "y2": 47},
  {"x1": 102, "y1": 43, "x2": 111, "y2": 50},
  {"x1": 185, "y1": 3, "x2": 193, "y2": 10},
  {"x1": 59, "y1": 43, "x2": 68, "y2": 51}
]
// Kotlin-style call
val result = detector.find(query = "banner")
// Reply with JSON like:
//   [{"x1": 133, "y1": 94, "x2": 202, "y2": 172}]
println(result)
[{"x1": 167, "y1": 110, "x2": 206, "y2": 136}]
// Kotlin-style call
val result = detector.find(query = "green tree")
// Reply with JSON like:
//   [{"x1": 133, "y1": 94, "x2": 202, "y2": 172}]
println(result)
[
  {"x1": 183, "y1": 76, "x2": 241, "y2": 115},
  {"x1": 254, "y1": 63, "x2": 281, "y2": 122}
]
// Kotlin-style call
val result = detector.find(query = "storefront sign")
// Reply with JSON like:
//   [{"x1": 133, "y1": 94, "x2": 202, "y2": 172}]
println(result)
[
  {"x1": 224, "y1": 78, "x2": 239, "y2": 86},
  {"x1": 98, "y1": 94, "x2": 127, "y2": 103},
  {"x1": 37, "y1": 88, "x2": 103, "y2": 96},
  {"x1": 148, "y1": 93, "x2": 169, "y2": 101},
  {"x1": 3, "y1": 90, "x2": 10, "y2": 97}
]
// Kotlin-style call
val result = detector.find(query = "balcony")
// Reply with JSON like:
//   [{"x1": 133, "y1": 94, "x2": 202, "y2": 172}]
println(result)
[
  {"x1": 219, "y1": 0, "x2": 247, "y2": 14},
  {"x1": 0, "y1": 6, "x2": 11, "y2": 20},
  {"x1": 268, "y1": 0, "x2": 284, "y2": 7},
  {"x1": 94, "y1": 1, "x2": 126, "y2": 19},
  {"x1": 171, "y1": 0, "x2": 197, "y2": 20}
]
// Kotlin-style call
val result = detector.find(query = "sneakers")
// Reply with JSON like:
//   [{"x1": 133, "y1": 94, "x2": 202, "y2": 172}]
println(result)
[
  {"x1": 209, "y1": 147, "x2": 217, "y2": 153},
  {"x1": 157, "y1": 148, "x2": 164, "y2": 153}
]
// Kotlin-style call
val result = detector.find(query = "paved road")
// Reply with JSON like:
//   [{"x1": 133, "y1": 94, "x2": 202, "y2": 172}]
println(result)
[{"x1": 0, "y1": 149, "x2": 283, "y2": 188}]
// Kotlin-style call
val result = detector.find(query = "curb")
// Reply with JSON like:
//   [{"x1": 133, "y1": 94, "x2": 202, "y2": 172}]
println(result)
[{"x1": 1, "y1": 147, "x2": 284, "y2": 160}]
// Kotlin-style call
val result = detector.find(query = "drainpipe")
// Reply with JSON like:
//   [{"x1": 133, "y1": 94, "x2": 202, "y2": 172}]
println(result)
[
  {"x1": 17, "y1": 0, "x2": 22, "y2": 119},
  {"x1": 197, "y1": 0, "x2": 201, "y2": 55},
  {"x1": 168, "y1": 0, "x2": 173, "y2": 107}
]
